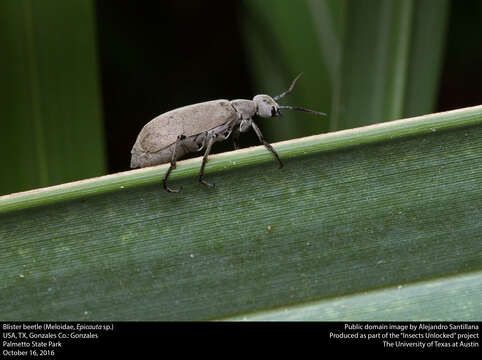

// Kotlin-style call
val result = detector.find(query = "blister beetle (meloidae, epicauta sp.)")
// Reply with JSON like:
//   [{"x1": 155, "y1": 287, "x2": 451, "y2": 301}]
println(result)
[{"x1": 130, "y1": 73, "x2": 326, "y2": 193}]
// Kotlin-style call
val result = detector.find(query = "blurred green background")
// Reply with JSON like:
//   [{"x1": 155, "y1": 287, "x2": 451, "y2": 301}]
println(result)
[{"x1": 1, "y1": 0, "x2": 481, "y2": 196}]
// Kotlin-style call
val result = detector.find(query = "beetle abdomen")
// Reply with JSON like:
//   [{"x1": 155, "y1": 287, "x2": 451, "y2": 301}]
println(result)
[
  {"x1": 131, "y1": 100, "x2": 237, "y2": 168},
  {"x1": 131, "y1": 142, "x2": 176, "y2": 168}
]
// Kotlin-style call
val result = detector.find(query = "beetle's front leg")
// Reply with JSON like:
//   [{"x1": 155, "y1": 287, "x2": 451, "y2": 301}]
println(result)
[
  {"x1": 199, "y1": 133, "x2": 216, "y2": 188},
  {"x1": 250, "y1": 121, "x2": 284, "y2": 169},
  {"x1": 162, "y1": 135, "x2": 185, "y2": 193}
]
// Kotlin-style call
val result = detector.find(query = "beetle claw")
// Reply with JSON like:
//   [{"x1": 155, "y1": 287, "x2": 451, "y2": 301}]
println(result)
[
  {"x1": 200, "y1": 179, "x2": 216, "y2": 188},
  {"x1": 167, "y1": 187, "x2": 183, "y2": 194},
  {"x1": 164, "y1": 183, "x2": 183, "y2": 194}
]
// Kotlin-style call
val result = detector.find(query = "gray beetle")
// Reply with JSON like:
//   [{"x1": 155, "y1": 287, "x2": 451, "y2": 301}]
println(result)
[{"x1": 130, "y1": 73, "x2": 325, "y2": 193}]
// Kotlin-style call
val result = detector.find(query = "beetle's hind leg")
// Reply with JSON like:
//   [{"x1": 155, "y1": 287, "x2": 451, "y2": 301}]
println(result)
[
  {"x1": 199, "y1": 133, "x2": 216, "y2": 188},
  {"x1": 163, "y1": 135, "x2": 185, "y2": 193}
]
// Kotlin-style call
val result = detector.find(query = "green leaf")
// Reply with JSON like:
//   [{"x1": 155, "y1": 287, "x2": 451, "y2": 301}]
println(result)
[
  {"x1": 1, "y1": 105, "x2": 480, "y2": 320},
  {"x1": 242, "y1": 0, "x2": 450, "y2": 134},
  {"x1": 0, "y1": 0, "x2": 106, "y2": 195},
  {"x1": 403, "y1": 0, "x2": 450, "y2": 117},
  {"x1": 241, "y1": 0, "x2": 335, "y2": 140},
  {"x1": 227, "y1": 271, "x2": 482, "y2": 321},
  {"x1": 334, "y1": 0, "x2": 414, "y2": 129}
]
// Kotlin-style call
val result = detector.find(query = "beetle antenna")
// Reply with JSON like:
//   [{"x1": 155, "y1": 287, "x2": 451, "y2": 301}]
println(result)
[
  {"x1": 279, "y1": 105, "x2": 326, "y2": 116},
  {"x1": 273, "y1": 73, "x2": 304, "y2": 101}
]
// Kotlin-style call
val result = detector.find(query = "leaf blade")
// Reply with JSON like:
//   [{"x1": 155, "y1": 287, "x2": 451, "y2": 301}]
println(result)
[
  {"x1": 0, "y1": 106, "x2": 481, "y2": 320},
  {"x1": 0, "y1": 0, "x2": 106, "y2": 195}
]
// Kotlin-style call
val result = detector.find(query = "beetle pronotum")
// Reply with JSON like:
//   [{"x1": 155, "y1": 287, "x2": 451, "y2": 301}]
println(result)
[{"x1": 130, "y1": 73, "x2": 325, "y2": 193}]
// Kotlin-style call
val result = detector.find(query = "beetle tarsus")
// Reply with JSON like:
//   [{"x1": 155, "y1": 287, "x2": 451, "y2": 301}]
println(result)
[
  {"x1": 162, "y1": 135, "x2": 185, "y2": 194},
  {"x1": 198, "y1": 134, "x2": 216, "y2": 190},
  {"x1": 277, "y1": 159, "x2": 284, "y2": 169},
  {"x1": 163, "y1": 181, "x2": 183, "y2": 193},
  {"x1": 263, "y1": 141, "x2": 283, "y2": 169},
  {"x1": 162, "y1": 164, "x2": 183, "y2": 193},
  {"x1": 200, "y1": 178, "x2": 216, "y2": 188}
]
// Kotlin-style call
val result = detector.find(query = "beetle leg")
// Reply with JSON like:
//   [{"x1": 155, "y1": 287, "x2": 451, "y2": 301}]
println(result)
[
  {"x1": 239, "y1": 118, "x2": 251, "y2": 133},
  {"x1": 232, "y1": 127, "x2": 241, "y2": 150},
  {"x1": 162, "y1": 135, "x2": 185, "y2": 193},
  {"x1": 199, "y1": 134, "x2": 216, "y2": 188},
  {"x1": 251, "y1": 121, "x2": 284, "y2": 169}
]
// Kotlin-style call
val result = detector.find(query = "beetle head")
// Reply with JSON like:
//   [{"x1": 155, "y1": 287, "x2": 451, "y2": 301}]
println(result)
[{"x1": 253, "y1": 94, "x2": 281, "y2": 118}]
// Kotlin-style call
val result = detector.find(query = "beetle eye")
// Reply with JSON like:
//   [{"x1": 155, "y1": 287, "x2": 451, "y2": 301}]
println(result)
[{"x1": 271, "y1": 106, "x2": 277, "y2": 117}]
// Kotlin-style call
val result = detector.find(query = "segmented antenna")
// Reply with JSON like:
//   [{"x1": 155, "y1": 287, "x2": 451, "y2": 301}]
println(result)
[
  {"x1": 279, "y1": 105, "x2": 326, "y2": 116},
  {"x1": 273, "y1": 73, "x2": 304, "y2": 101}
]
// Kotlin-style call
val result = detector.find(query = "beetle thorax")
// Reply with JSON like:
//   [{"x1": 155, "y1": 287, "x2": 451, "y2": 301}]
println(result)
[{"x1": 253, "y1": 95, "x2": 281, "y2": 118}]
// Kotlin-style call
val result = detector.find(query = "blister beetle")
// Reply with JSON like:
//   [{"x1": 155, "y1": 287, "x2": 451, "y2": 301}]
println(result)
[{"x1": 130, "y1": 73, "x2": 326, "y2": 193}]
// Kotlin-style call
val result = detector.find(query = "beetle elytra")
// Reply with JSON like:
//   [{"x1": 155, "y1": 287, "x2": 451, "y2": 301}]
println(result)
[{"x1": 130, "y1": 73, "x2": 326, "y2": 193}]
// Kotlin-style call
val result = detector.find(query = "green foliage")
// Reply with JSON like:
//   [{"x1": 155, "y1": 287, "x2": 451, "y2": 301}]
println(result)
[
  {"x1": 228, "y1": 272, "x2": 481, "y2": 321},
  {"x1": 1, "y1": 106, "x2": 480, "y2": 320},
  {"x1": 0, "y1": 0, "x2": 106, "y2": 195},
  {"x1": 243, "y1": 0, "x2": 449, "y2": 135},
  {"x1": 0, "y1": 0, "x2": 478, "y2": 322}
]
